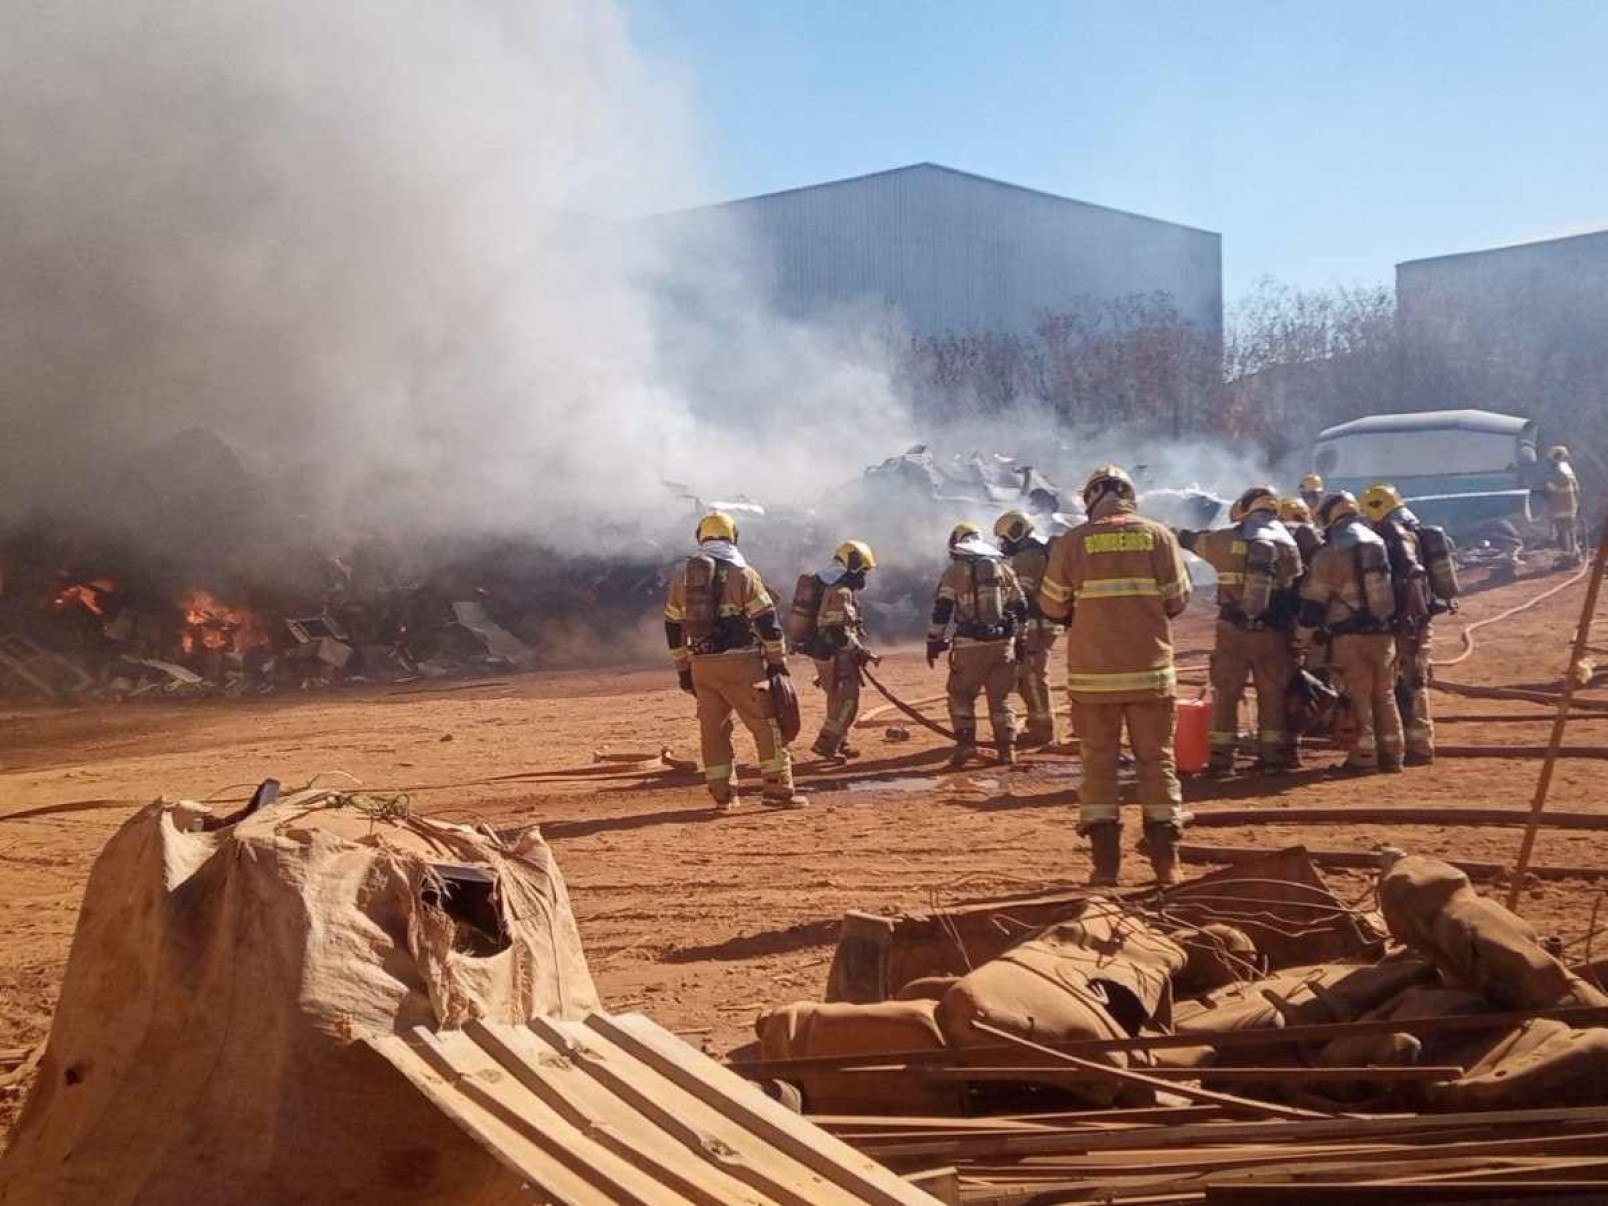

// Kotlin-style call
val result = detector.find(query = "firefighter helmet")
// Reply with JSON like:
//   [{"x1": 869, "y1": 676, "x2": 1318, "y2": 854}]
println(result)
[
  {"x1": 1081, "y1": 464, "x2": 1136, "y2": 507},
  {"x1": 1549, "y1": 445, "x2": 1570, "y2": 463},
  {"x1": 994, "y1": 509, "x2": 1035, "y2": 546},
  {"x1": 834, "y1": 540, "x2": 876, "y2": 571},
  {"x1": 1278, "y1": 496, "x2": 1312, "y2": 524},
  {"x1": 1316, "y1": 491, "x2": 1359, "y2": 530},
  {"x1": 1360, "y1": 483, "x2": 1406, "y2": 522},
  {"x1": 948, "y1": 521, "x2": 983, "y2": 549},
  {"x1": 1230, "y1": 485, "x2": 1280, "y2": 524},
  {"x1": 1300, "y1": 473, "x2": 1324, "y2": 492},
  {"x1": 695, "y1": 510, "x2": 738, "y2": 544}
]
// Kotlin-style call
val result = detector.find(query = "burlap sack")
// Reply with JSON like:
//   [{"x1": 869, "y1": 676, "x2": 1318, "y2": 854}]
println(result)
[
  {"x1": 933, "y1": 905, "x2": 1185, "y2": 1106},
  {"x1": 755, "y1": 999, "x2": 957, "y2": 1115},
  {"x1": 0, "y1": 794, "x2": 598, "y2": 1205},
  {"x1": 1380, "y1": 856, "x2": 1575, "y2": 1009}
]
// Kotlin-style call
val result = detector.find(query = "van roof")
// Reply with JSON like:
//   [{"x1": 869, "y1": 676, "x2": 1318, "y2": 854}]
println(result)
[{"x1": 1317, "y1": 409, "x2": 1533, "y2": 442}]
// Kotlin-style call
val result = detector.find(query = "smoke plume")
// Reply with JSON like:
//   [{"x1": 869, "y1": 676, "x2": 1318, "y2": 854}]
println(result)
[{"x1": 0, "y1": 0, "x2": 911, "y2": 558}]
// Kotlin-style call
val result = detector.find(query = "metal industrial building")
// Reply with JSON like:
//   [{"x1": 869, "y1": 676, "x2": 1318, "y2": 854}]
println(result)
[
  {"x1": 647, "y1": 162, "x2": 1222, "y2": 342},
  {"x1": 1397, "y1": 228, "x2": 1608, "y2": 418}
]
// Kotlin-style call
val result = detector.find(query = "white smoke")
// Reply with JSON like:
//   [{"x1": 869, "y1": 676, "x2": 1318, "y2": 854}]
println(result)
[{"x1": 0, "y1": 0, "x2": 912, "y2": 553}]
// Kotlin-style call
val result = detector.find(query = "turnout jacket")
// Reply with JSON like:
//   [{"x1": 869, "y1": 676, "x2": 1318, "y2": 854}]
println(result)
[
  {"x1": 1006, "y1": 537, "x2": 1060, "y2": 636},
  {"x1": 1178, "y1": 514, "x2": 1302, "y2": 629},
  {"x1": 1546, "y1": 462, "x2": 1582, "y2": 519},
  {"x1": 664, "y1": 555, "x2": 785, "y2": 671},
  {"x1": 1298, "y1": 515, "x2": 1396, "y2": 632},
  {"x1": 927, "y1": 553, "x2": 1027, "y2": 646},
  {"x1": 815, "y1": 574, "x2": 867, "y2": 654},
  {"x1": 1039, "y1": 498, "x2": 1191, "y2": 703}
]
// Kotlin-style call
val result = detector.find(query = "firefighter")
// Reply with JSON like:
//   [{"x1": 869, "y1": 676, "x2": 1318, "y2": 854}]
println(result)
[
  {"x1": 806, "y1": 540, "x2": 877, "y2": 761},
  {"x1": 664, "y1": 511, "x2": 806, "y2": 812},
  {"x1": 927, "y1": 522, "x2": 1027, "y2": 768},
  {"x1": 1299, "y1": 474, "x2": 1326, "y2": 514},
  {"x1": 1544, "y1": 446, "x2": 1583, "y2": 566},
  {"x1": 995, "y1": 509, "x2": 1060, "y2": 747},
  {"x1": 1298, "y1": 492, "x2": 1405, "y2": 776},
  {"x1": 1361, "y1": 483, "x2": 1445, "y2": 766},
  {"x1": 1040, "y1": 466, "x2": 1192, "y2": 886},
  {"x1": 1278, "y1": 496, "x2": 1323, "y2": 567},
  {"x1": 1178, "y1": 486, "x2": 1304, "y2": 774}
]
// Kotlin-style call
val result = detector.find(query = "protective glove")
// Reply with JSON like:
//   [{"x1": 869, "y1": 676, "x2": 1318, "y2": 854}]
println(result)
[
  {"x1": 926, "y1": 638, "x2": 949, "y2": 669},
  {"x1": 853, "y1": 645, "x2": 880, "y2": 667},
  {"x1": 677, "y1": 669, "x2": 694, "y2": 694},
  {"x1": 765, "y1": 660, "x2": 788, "y2": 679}
]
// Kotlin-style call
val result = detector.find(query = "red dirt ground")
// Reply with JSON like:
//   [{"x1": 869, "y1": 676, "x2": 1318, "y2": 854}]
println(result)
[{"x1": 2, "y1": 557, "x2": 1605, "y2": 1138}]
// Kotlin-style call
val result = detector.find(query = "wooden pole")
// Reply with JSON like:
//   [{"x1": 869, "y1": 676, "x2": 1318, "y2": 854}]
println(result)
[
  {"x1": 1507, "y1": 512, "x2": 1608, "y2": 912},
  {"x1": 970, "y1": 1019, "x2": 1329, "y2": 1122}
]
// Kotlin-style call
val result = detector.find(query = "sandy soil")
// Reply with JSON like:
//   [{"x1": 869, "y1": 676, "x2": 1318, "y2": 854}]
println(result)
[{"x1": 2, "y1": 557, "x2": 1605, "y2": 1137}]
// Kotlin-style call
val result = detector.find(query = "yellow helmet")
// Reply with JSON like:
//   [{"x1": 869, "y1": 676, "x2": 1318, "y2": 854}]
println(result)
[
  {"x1": 834, "y1": 539, "x2": 876, "y2": 571},
  {"x1": 1300, "y1": 473, "x2": 1324, "y2": 492},
  {"x1": 1229, "y1": 485, "x2": 1280, "y2": 524},
  {"x1": 1081, "y1": 464, "x2": 1135, "y2": 506},
  {"x1": 1360, "y1": 482, "x2": 1405, "y2": 522},
  {"x1": 1278, "y1": 496, "x2": 1312, "y2": 524},
  {"x1": 1549, "y1": 445, "x2": 1570, "y2": 463},
  {"x1": 1315, "y1": 491, "x2": 1359, "y2": 530},
  {"x1": 695, "y1": 510, "x2": 738, "y2": 544},
  {"x1": 948, "y1": 521, "x2": 982, "y2": 549},
  {"x1": 993, "y1": 509, "x2": 1035, "y2": 545}
]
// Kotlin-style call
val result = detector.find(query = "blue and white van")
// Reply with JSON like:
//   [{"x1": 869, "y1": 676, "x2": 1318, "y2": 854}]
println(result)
[{"x1": 1311, "y1": 409, "x2": 1539, "y2": 533}]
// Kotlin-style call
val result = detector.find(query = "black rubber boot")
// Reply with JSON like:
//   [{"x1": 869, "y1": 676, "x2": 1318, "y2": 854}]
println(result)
[
  {"x1": 1142, "y1": 820, "x2": 1182, "y2": 886},
  {"x1": 1086, "y1": 823, "x2": 1122, "y2": 887},
  {"x1": 947, "y1": 727, "x2": 977, "y2": 769}
]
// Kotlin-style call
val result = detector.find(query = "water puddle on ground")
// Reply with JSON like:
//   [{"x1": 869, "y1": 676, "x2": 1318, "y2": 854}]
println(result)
[{"x1": 844, "y1": 776, "x2": 933, "y2": 793}]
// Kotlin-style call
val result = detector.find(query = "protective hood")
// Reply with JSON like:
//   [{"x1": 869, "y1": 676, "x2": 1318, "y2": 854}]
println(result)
[
  {"x1": 1240, "y1": 512, "x2": 1296, "y2": 546},
  {"x1": 816, "y1": 563, "x2": 849, "y2": 586},
  {"x1": 951, "y1": 535, "x2": 1005, "y2": 559},
  {"x1": 1389, "y1": 504, "x2": 1420, "y2": 526},
  {"x1": 697, "y1": 540, "x2": 747, "y2": 569},
  {"x1": 1088, "y1": 494, "x2": 1137, "y2": 522}
]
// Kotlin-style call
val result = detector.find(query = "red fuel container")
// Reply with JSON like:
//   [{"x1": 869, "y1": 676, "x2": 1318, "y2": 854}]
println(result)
[{"x1": 1174, "y1": 695, "x2": 1212, "y2": 774}]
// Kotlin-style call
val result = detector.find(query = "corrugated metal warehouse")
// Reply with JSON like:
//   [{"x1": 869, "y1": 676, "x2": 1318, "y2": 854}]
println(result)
[
  {"x1": 649, "y1": 162, "x2": 1222, "y2": 341},
  {"x1": 1397, "y1": 228, "x2": 1608, "y2": 415}
]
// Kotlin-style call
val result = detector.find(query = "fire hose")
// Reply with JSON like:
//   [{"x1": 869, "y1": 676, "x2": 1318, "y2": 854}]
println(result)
[
  {"x1": 1433, "y1": 563, "x2": 1593, "y2": 668},
  {"x1": 859, "y1": 664, "x2": 960, "y2": 742}
]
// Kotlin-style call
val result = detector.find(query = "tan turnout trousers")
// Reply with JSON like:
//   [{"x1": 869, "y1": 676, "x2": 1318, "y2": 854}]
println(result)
[
  {"x1": 692, "y1": 651, "x2": 795, "y2": 803},
  {"x1": 1073, "y1": 699, "x2": 1182, "y2": 830},
  {"x1": 947, "y1": 640, "x2": 1016, "y2": 746},
  {"x1": 1396, "y1": 629, "x2": 1434, "y2": 758},
  {"x1": 1331, "y1": 633, "x2": 1404, "y2": 770},
  {"x1": 812, "y1": 651, "x2": 860, "y2": 750},
  {"x1": 1208, "y1": 622, "x2": 1296, "y2": 769},
  {"x1": 1016, "y1": 623, "x2": 1059, "y2": 745}
]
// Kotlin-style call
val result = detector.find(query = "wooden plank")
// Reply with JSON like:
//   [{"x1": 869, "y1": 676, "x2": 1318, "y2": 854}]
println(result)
[
  {"x1": 971, "y1": 1021, "x2": 1329, "y2": 1122},
  {"x1": 1186, "y1": 806, "x2": 1608, "y2": 833},
  {"x1": 1181, "y1": 843, "x2": 1608, "y2": 883},
  {"x1": 465, "y1": 1019, "x2": 767, "y2": 1206},
  {"x1": 853, "y1": 1105, "x2": 1608, "y2": 1162},
  {"x1": 908, "y1": 1064, "x2": 1461, "y2": 1085},
  {"x1": 1204, "y1": 1183, "x2": 1608, "y2": 1205},
  {"x1": 525, "y1": 1015, "x2": 846, "y2": 1206},
  {"x1": 585, "y1": 1012, "x2": 938, "y2": 1206},
  {"x1": 366, "y1": 1030, "x2": 640, "y2": 1205}
]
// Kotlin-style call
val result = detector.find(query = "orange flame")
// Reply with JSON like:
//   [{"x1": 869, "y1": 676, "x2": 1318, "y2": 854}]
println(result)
[
  {"x1": 52, "y1": 578, "x2": 117, "y2": 617},
  {"x1": 180, "y1": 588, "x2": 270, "y2": 656}
]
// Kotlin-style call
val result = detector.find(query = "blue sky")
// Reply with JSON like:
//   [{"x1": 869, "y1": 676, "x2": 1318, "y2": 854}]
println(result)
[{"x1": 627, "y1": 1, "x2": 1608, "y2": 299}]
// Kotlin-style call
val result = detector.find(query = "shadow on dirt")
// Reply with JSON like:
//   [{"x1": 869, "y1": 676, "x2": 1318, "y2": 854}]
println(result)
[{"x1": 662, "y1": 916, "x2": 842, "y2": 964}]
